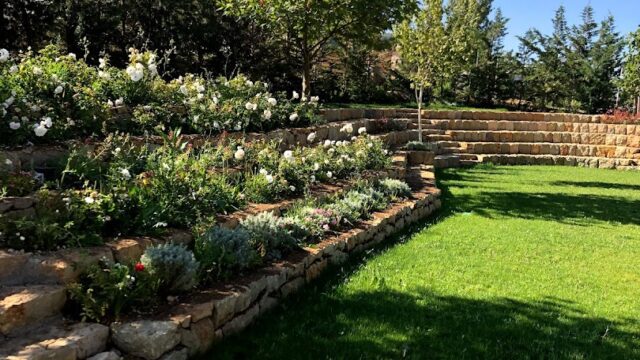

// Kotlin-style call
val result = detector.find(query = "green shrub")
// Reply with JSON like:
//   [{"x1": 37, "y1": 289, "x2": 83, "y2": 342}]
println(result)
[
  {"x1": 195, "y1": 226, "x2": 257, "y2": 280},
  {"x1": 68, "y1": 259, "x2": 156, "y2": 322},
  {"x1": 378, "y1": 178, "x2": 412, "y2": 199},
  {"x1": 140, "y1": 243, "x2": 200, "y2": 293},
  {"x1": 0, "y1": 189, "x2": 113, "y2": 251},
  {"x1": 240, "y1": 211, "x2": 296, "y2": 260}
]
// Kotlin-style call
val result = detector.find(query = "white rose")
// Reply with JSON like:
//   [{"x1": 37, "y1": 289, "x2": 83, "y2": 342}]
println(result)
[
  {"x1": 265, "y1": 174, "x2": 274, "y2": 183},
  {"x1": 307, "y1": 132, "x2": 316, "y2": 143},
  {"x1": 9, "y1": 122, "x2": 20, "y2": 130},
  {"x1": 245, "y1": 102, "x2": 257, "y2": 111},
  {"x1": 67, "y1": 53, "x2": 76, "y2": 60},
  {"x1": 148, "y1": 63, "x2": 158, "y2": 76},
  {"x1": 115, "y1": 98, "x2": 124, "y2": 106},
  {"x1": 234, "y1": 147, "x2": 245, "y2": 161},
  {"x1": 179, "y1": 85, "x2": 189, "y2": 95},
  {"x1": 54, "y1": 85, "x2": 64, "y2": 95},
  {"x1": 3, "y1": 96, "x2": 14, "y2": 108},
  {"x1": 196, "y1": 84, "x2": 205, "y2": 93},
  {"x1": 32, "y1": 67, "x2": 43, "y2": 76},
  {"x1": 289, "y1": 185, "x2": 296, "y2": 192},
  {"x1": 120, "y1": 168, "x2": 131, "y2": 180},
  {"x1": 283, "y1": 150, "x2": 293, "y2": 161},
  {"x1": 289, "y1": 113, "x2": 299, "y2": 121},
  {"x1": 33, "y1": 124, "x2": 48, "y2": 137},
  {"x1": 98, "y1": 71, "x2": 110, "y2": 79},
  {"x1": 98, "y1": 58, "x2": 106, "y2": 68},
  {"x1": 259, "y1": 168, "x2": 268, "y2": 176},
  {"x1": 292, "y1": 91, "x2": 300, "y2": 99},
  {"x1": 0, "y1": 48, "x2": 9, "y2": 62},
  {"x1": 326, "y1": 171, "x2": 333, "y2": 179},
  {"x1": 9, "y1": 65, "x2": 18, "y2": 74},
  {"x1": 310, "y1": 96, "x2": 319, "y2": 102},
  {"x1": 84, "y1": 196, "x2": 95, "y2": 204},
  {"x1": 358, "y1": 127, "x2": 367, "y2": 135},
  {"x1": 263, "y1": 109, "x2": 272, "y2": 119},
  {"x1": 267, "y1": 97, "x2": 277, "y2": 106},
  {"x1": 4, "y1": 159, "x2": 12, "y2": 166},
  {"x1": 313, "y1": 163, "x2": 320, "y2": 171},
  {"x1": 42, "y1": 117, "x2": 52, "y2": 128}
]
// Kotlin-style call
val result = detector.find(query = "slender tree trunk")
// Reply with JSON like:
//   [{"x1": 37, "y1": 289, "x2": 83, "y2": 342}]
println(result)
[
  {"x1": 302, "y1": 53, "x2": 311, "y2": 97},
  {"x1": 416, "y1": 85, "x2": 424, "y2": 143}
]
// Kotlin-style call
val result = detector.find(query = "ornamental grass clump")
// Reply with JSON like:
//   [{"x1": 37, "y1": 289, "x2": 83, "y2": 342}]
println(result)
[
  {"x1": 141, "y1": 243, "x2": 200, "y2": 293},
  {"x1": 195, "y1": 226, "x2": 258, "y2": 281},
  {"x1": 240, "y1": 211, "x2": 296, "y2": 261}
]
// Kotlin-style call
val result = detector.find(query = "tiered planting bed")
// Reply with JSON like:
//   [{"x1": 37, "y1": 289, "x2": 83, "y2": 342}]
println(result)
[
  {"x1": 5, "y1": 101, "x2": 637, "y2": 359},
  {"x1": 0, "y1": 106, "x2": 442, "y2": 359}
]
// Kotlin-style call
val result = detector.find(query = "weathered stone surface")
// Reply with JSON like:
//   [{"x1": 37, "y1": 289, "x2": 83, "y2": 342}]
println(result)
[
  {"x1": 279, "y1": 277, "x2": 305, "y2": 298},
  {"x1": 220, "y1": 304, "x2": 259, "y2": 336},
  {"x1": 159, "y1": 348, "x2": 189, "y2": 360},
  {"x1": 88, "y1": 351, "x2": 123, "y2": 360},
  {"x1": 111, "y1": 321, "x2": 180, "y2": 360},
  {"x1": 0, "y1": 285, "x2": 67, "y2": 336},
  {"x1": 180, "y1": 318, "x2": 216, "y2": 355},
  {"x1": 42, "y1": 323, "x2": 109, "y2": 359}
]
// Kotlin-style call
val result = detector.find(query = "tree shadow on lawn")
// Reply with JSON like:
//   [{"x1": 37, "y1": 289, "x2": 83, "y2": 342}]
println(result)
[
  {"x1": 209, "y1": 221, "x2": 640, "y2": 360},
  {"x1": 212, "y1": 277, "x2": 640, "y2": 359},
  {"x1": 436, "y1": 170, "x2": 640, "y2": 226},
  {"x1": 551, "y1": 181, "x2": 640, "y2": 192}
]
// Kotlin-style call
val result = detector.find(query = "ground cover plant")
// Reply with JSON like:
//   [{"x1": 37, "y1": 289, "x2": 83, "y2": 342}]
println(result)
[
  {"x1": 210, "y1": 165, "x2": 640, "y2": 359},
  {"x1": 69, "y1": 178, "x2": 413, "y2": 322},
  {"x1": 0, "y1": 130, "x2": 390, "y2": 251}
]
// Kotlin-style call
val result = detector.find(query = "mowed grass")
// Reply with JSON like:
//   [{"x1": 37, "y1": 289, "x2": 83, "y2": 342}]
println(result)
[{"x1": 205, "y1": 165, "x2": 640, "y2": 359}]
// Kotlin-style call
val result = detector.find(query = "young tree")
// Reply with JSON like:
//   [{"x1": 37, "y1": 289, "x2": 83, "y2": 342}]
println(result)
[
  {"x1": 393, "y1": 0, "x2": 479, "y2": 142},
  {"x1": 619, "y1": 28, "x2": 640, "y2": 115},
  {"x1": 219, "y1": 0, "x2": 417, "y2": 96}
]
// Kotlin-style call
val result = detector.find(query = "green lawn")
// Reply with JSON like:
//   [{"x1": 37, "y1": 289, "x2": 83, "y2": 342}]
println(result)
[{"x1": 205, "y1": 165, "x2": 640, "y2": 359}]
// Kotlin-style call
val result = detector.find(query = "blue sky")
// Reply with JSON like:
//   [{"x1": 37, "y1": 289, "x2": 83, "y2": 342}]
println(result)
[{"x1": 493, "y1": 0, "x2": 640, "y2": 51}]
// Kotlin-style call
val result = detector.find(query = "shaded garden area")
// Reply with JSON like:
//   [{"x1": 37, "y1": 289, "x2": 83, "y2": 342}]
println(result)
[{"x1": 209, "y1": 166, "x2": 640, "y2": 359}]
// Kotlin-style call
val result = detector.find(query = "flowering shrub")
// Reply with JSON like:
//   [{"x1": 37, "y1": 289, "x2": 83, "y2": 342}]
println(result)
[
  {"x1": 327, "y1": 188, "x2": 387, "y2": 225},
  {"x1": 0, "y1": 189, "x2": 113, "y2": 251},
  {"x1": 240, "y1": 211, "x2": 297, "y2": 261},
  {"x1": 0, "y1": 46, "x2": 108, "y2": 146},
  {"x1": 0, "y1": 46, "x2": 322, "y2": 146},
  {"x1": 68, "y1": 258, "x2": 156, "y2": 322},
  {"x1": 140, "y1": 243, "x2": 200, "y2": 293},
  {"x1": 194, "y1": 226, "x2": 258, "y2": 281}
]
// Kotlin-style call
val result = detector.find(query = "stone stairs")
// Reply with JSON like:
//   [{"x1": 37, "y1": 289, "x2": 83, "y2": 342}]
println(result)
[{"x1": 396, "y1": 109, "x2": 640, "y2": 170}]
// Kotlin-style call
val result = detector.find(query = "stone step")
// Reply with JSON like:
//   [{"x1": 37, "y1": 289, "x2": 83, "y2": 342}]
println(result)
[
  {"x1": 0, "y1": 321, "x2": 109, "y2": 360},
  {"x1": 419, "y1": 110, "x2": 617, "y2": 124},
  {"x1": 460, "y1": 159, "x2": 482, "y2": 167},
  {"x1": 436, "y1": 147, "x2": 464, "y2": 155},
  {"x1": 426, "y1": 119, "x2": 640, "y2": 136},
  {"x1": 405, "y1": 151, "x2": 435, "y2": 166},
  {"x1": 0, "y1": 285, "x2": 67, "y2": 337},
  {"x1": 391, "y1": 153, "x2": 408, "y2": 168},
  {"x1": 446, "y1": 130, "x2": 640, "y2": 147},
  {"x1": 465, "y1": 142, "x2": 639, "y2": 159},
  {"x1": 475, "y1": 154, "x2": 638, "y2": 170},
  {"x1": 434, "y1": 155, "x2": 461, "y2": 168},
  {"x1": 423, "y1": 134, "x2": 453, "y2": 141},
  {"x1": 0, "y1": 247, "x2": 113, "y2": 286},
  {"x1": 457, "y1": 153, "x2": 480, "y2": 161}
]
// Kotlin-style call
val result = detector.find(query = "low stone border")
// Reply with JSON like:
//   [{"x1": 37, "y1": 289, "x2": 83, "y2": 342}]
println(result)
[{"x1": 104, "y1": 169, "x2": 441, "y2": 360}]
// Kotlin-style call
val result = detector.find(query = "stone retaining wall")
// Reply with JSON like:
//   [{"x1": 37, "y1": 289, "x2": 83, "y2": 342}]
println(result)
[{"x1": 106, "y1": 171, "x2": 441, "y2": 360}]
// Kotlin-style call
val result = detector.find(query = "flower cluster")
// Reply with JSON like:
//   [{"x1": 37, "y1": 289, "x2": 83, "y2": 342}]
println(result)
[{"x1": 0, "y1": 45, "x2": 321, "y2": 146}]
